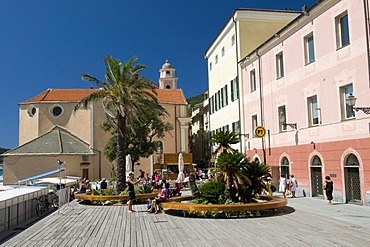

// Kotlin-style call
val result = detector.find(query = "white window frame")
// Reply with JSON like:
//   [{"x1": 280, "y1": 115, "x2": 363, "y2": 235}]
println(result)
[
  {"x1": 276, "y1": 52, "x2": 284, "y2": 79},
  {"x1": 278, "y1": 105, "x2": 287, "y2": 132},
  {"x1": 336, "y1": 11, "x2": 350, "y2": 49},
  {"x1": 304, "y1": 33, "x2": 315, "y2": 64},
  {"x1": 250, "y1": 69, "x2": 256, "y2": 92},
  {"x1": 252, "y1": 115, "x2": 258, "y2": 137},
  {"x1": 340, "y1": 84, "x2": 355, "y2": 120},
  {"x1": 307, "y1": 95, "x2": 319, "y2": 126}
]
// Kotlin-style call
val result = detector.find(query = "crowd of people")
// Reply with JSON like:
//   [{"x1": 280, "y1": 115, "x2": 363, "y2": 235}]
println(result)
[{"x1": 71, "y1": 168, "x2": 335, "y2": 212}]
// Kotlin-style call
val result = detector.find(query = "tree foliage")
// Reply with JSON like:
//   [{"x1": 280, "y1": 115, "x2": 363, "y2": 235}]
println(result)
[{"x1": 75, "y1": 55, "x2": 167, "y2": 193}]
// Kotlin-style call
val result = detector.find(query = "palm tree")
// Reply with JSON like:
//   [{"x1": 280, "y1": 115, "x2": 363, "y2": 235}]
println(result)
[
  {"x1": 209, "y1": 130, "x2": 239, "y2": 160},
  {"x1": 243, "y1": 160, "x2": 270, "y2": 196},
  {"x1": 214, "y1": 152, "x2": 251, "y2": 201},
  {"x1": 75, "y1": 55, "x2": 166, "y2": 193}
]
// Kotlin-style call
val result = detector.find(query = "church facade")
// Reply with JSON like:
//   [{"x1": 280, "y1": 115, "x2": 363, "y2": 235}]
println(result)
[{"x1": 3, "y1": 60, "x2": 190, "y2": 184}]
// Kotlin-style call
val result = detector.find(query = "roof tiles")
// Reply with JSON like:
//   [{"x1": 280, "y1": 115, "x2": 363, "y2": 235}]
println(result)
[{"x1": 22, "y1": 88, "x2": 187, "y2": 104}]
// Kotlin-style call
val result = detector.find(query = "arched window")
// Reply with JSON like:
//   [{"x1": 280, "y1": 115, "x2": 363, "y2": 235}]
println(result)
[
  {"x1": 345, "y1": 153, "x2": 359, "y2": 166},
  {"x1": 311, "y1": 155, "x2": 322, "y2": 166}
]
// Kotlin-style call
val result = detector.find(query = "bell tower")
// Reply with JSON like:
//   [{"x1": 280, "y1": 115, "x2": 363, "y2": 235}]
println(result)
[{"x1": 159, "y1": 59, "x2": 178, "y2": 89}]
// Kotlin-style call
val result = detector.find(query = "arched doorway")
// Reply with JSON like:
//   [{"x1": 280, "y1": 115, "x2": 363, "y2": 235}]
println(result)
[
  {"x1": 344, "y1": 154, "x2": 362, "y2": 204},
  {"x1": 280, "y1": 157, "x2": 290, "y2": 179},
  {"x1": 310, "y1": 155, "x2": 323, "y2": 197}
]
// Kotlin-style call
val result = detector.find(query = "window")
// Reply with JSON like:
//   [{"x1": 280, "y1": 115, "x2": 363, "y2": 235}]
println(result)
[
  {"x1": 250, "y1": 69, "x2": 256, "y2": 92},
  {"x1": 308, "y1": 95, "x2": 319, "y2": 126},
  {"x1": 27, "y1": 105, "x2": 37, "y2": 117},
  {"x1": 221, "y1": 88, "x2": 224, "y2": 107},
  {"x1": 224, "y1": 85, "x2": 228, "y2": 106},
  {"x1": 82, "y1": 155, "x2": 89, "y2": 162},
  {"x1": 230, "y1": 77, "x2": 239, "y2": 101},
  {"x1": 278, "y1": 105, "x2": 287, "y2": 132},
  {"x1": 231, "y1": 35, "x2": 235, "y2": 45},
  {"x1": 304, "y1": 33, "x2": 315, "y2": 64},
  {"x1": 215, "y1": 55, "x2": 218, "y2": 64},
  {"x1": 50, "y1": 105, "x2": 63, "y2": 117},
  {"x1": 217, "y1": 91, "x2": 221, "y2": 110},
  {"x1": 340, "y1": 84, "x2": 355, "y2": 119},
  {"x1": 221, "y1": 47, "x2": 225, "y2": 56},
  {"x1": 209, "y1": 62, "x2": 212, "y2": 71},
  {"x1": 276, "y1": 52, "x2": 284, "y2": 79},
  {"x1": 252, "y1": 115, "x2": 258, "y2": 137},
  {"x1": 211, "y1": 96, "x2": 215, "y2": 113},
  {"x1": 336, "y1": 11, "x2": 350, "y2": 48},
  {"x1": 214, "y1": 94, "x2": 218, "y2": 111},
  {"x1": 232, "y1": 120, "x2": 240, "y2": 134}
]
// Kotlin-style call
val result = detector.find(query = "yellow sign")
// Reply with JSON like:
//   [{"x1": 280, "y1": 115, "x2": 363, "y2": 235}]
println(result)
[{"x1": 255, "y1": 126, "x2": 266, "y2": 138}]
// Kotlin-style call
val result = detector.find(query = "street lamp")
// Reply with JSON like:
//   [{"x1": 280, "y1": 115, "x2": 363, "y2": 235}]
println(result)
[
  {"x1": 348, "y1": 93, "x2": 370, "y2": 114},
  {"x1": 279, "y1": 111, "x2": 297, "y2": 130}
]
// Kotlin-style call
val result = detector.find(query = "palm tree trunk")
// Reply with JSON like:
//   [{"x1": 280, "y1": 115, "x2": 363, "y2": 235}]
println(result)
[{"x1": 116, "y1": 114, "x2": 127, "y2": 193}]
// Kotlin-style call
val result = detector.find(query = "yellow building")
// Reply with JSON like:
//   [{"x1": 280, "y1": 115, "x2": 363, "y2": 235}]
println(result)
[
  {"x1": 205, "y1": 9, "x2": 300, "y2": 154},
  {"x1": 3, "y1": 60, "x2": 190, "y2": 184}
]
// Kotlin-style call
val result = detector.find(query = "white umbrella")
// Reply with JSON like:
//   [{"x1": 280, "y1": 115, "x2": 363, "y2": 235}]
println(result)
[
  {"x1": 176, "y1": 153, "x2": 185, "y2": 182},
  {"x1": 126, "y1": 154, "x2": 133, "y2": 176}
]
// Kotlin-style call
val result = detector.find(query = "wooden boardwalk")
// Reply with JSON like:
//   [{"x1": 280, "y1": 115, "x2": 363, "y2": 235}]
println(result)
[{"x1": 2, "y1": 199, "x2": 370, "y2": 247}]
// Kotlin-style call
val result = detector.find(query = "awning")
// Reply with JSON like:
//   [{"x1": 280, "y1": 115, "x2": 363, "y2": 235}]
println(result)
[
  {"x1": 35, "y1": 177, "x2": 78, "y2": 187},
  {"x1": 18, "y1": 168, "x2": 65, "y2": 184}
]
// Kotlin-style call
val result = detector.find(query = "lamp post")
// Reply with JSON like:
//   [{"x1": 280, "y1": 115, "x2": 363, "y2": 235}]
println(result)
[{"x1": 348, "y1": 93, "x2": 370, "y2": 114}]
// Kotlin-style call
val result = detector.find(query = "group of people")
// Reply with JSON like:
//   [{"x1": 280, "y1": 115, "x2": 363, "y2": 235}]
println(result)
[
  {"x1": 126, "y1": 170, "x2": 171, "y2": 213},
  {"x1": 277, "y1": 174, "x2": 334, "y2": 203},
  {"x1": 73, "y1": 177, "x2": 108, "y2": 196},
  {"x1": 278, "y1": 174, "x2": 298, "y2": 198}
]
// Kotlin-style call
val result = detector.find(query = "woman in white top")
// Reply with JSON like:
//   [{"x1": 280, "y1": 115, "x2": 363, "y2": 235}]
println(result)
[
  {"x1": 289, "y1": 174, "x2": 298, "y2": 198},
  {"x1": 278, "y1": 174, "x2": 287, "y2": 198}
]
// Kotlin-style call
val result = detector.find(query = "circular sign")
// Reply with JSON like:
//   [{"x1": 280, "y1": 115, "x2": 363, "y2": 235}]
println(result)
[{"x1": 255, "y1": 126, "x2": 266, "y2": 138}]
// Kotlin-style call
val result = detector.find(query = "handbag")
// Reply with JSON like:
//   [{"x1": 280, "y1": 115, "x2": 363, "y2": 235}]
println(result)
[{"x1": 323, "y1": 184, "x2": 327, "y2": 190}]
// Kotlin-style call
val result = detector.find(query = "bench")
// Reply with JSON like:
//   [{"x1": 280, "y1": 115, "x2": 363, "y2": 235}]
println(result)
[
  {"x1": 74, "y1": 192, "x2": 158, "y2": 201},
  {"x1": 161, "y1": 196, "x2": 287, "y2": 212}
]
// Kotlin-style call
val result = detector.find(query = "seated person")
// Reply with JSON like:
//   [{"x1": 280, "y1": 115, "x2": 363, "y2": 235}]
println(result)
[
  {"x1": 100, "y1": 178, "x2": 108, "y2": 190},
  {"x1": 148, "y1": 183, "x2": 169, "y2": 214},
  {"x1": 172, "y1": 182, "x2": 183, "y2": 197},
  {"x1": 74, "y1": 181, "x2": 87, "y2": 194}
]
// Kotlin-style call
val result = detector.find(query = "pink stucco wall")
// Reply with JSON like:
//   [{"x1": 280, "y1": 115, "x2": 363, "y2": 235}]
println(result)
[{"x1": 241, "y1": 0, "x2": 370, "y2": 205}]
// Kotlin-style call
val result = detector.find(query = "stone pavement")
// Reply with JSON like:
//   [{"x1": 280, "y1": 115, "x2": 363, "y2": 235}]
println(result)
[{"x1": 1, "y1": 195, "x2": 370, "y2": 247}]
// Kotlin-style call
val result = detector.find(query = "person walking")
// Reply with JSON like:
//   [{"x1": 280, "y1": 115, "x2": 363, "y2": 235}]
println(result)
[
  {"x1": 289, "y1": 174, "x2": 298, "y2": 198},
  {"x1": 278, "y1": 174, "x2": 287, "y2": 198},
  {"x1": 126, "y1": 171, "x2": 142, "y2": 213},
  {"x1": 324, "y1": 175, "x2": 334, "y2": 204}
]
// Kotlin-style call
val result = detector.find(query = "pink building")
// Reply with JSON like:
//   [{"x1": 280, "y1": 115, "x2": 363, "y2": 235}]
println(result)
[{"x1": 240, "y1": 0, "x2": 370, "y2": 205}]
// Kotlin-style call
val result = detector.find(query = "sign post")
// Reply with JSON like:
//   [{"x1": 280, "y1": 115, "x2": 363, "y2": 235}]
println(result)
[{"x1": 254, "y1": 126, "x2": 267, "y2": 164}]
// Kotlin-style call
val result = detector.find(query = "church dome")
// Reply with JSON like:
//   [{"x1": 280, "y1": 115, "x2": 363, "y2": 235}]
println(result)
[{"x1": 162, "y1": 59, "x2": 172, "y2": 69}]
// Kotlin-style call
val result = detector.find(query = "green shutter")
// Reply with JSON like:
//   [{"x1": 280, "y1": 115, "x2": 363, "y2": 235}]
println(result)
[
  {"x1": 231, "y1": 80, "x2": 234, "y2": 101},
  {"x1": 225, "y1": 85, "x2": 228, "y2": 105}
]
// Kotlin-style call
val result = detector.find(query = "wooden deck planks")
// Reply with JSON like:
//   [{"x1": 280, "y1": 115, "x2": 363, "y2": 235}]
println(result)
[{"x1": 3, "y1": 199, "x2": 370, "y2": 247}]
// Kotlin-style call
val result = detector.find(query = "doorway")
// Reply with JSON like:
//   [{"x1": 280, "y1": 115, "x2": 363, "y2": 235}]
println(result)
[
  {"x1": 344, "y1": 154, "x2": 361, "y2": 204},
  {"x1": 310, "y1": 156, "x2": 323, "y2": 197}
]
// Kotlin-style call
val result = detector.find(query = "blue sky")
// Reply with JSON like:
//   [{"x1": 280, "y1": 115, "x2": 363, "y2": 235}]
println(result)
[{"x1": 0, "y1": 0, "x2": 317, "y2": 149}]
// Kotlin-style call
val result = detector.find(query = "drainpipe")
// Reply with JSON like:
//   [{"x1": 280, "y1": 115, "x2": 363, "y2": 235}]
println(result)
[
  {"x1": 363, "y1": 0, "x2": 370, "y2": 88},
  {"x1": 233, "y1": 15, "x2": 243, "y2": 153},
  {"x1": 257, "y1": 49, "x2": 266, "y2": 164}
]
